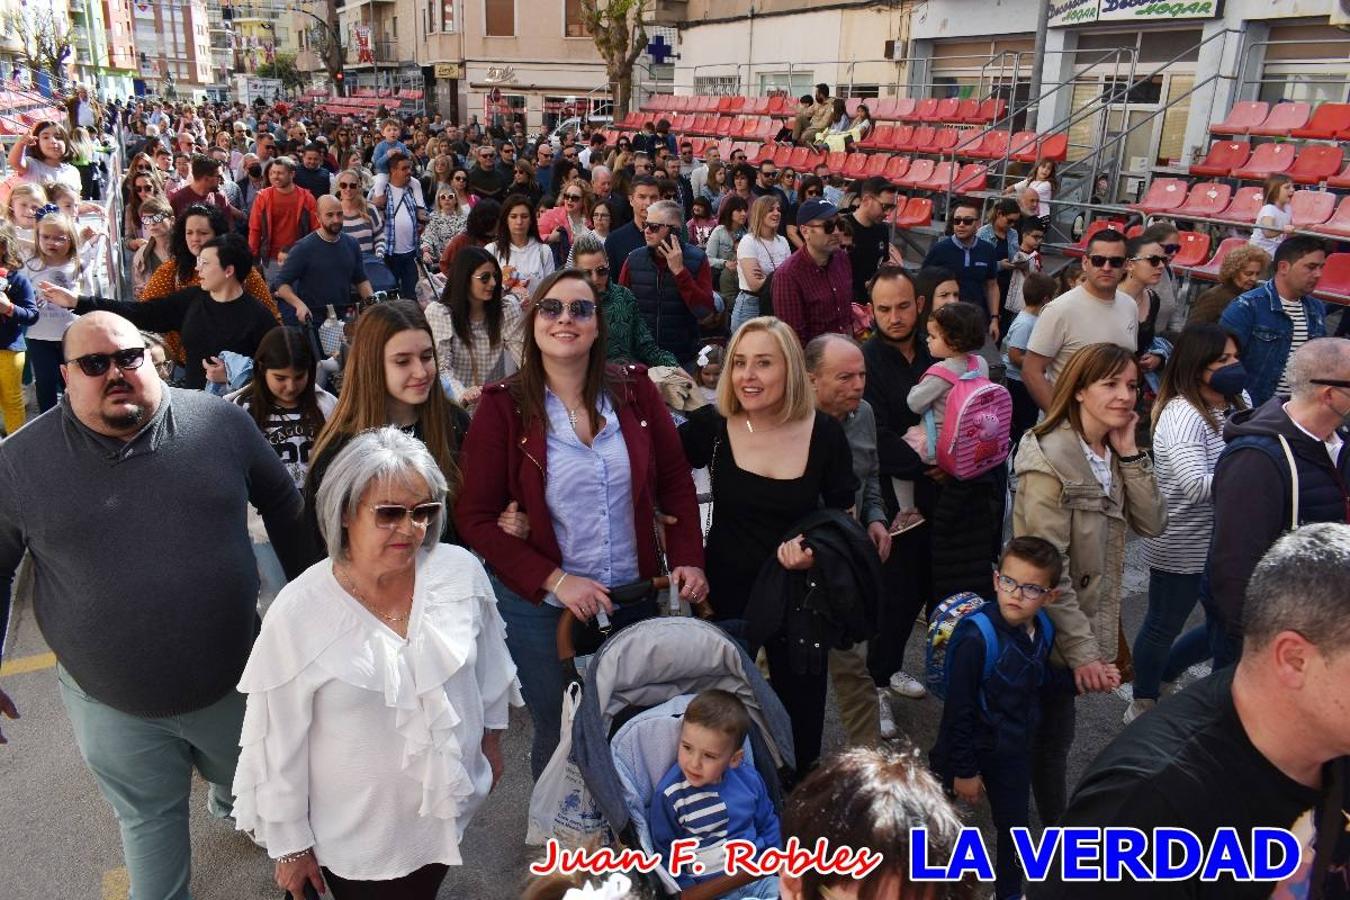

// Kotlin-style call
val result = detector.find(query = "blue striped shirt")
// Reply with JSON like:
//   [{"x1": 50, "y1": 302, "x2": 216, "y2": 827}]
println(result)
[{"x1": 543, "y1": 389, "x2": 640, "y2": 607}]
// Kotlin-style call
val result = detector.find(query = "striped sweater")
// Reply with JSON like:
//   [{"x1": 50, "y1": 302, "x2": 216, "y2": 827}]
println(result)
[
  {"x1": 1141, "y1": 396, "x2": 1241, "y2": 574},
  {"x1": 648, "y1": 760, "x2": 779, "y2": 887}
]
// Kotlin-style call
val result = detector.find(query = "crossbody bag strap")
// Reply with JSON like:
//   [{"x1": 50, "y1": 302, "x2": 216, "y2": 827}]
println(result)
[{"x1": 1276, "y1": 434, "x2": 1300, "y2": 531}]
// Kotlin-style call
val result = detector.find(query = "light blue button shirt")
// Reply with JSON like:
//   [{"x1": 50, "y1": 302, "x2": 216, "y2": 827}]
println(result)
[{"x1": 543, "y1": 388, "x2": 641, "y2": 607}]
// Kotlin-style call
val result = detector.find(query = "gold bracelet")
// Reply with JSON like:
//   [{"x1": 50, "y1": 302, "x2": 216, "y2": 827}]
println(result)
[
  {"x1": 551, "y1": 572, "x2": 568, "y2": 594},
  {"x1": 276, "y1": 848, "x2": 313, "y2": 864}
]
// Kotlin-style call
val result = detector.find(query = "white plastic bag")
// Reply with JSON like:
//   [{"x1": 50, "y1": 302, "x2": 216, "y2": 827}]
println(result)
[{"x1": 526, "y1": 682, "x2": 610, "y2": 846}]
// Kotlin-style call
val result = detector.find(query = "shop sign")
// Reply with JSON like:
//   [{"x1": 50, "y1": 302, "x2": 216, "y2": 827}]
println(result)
[
  {"x1": 434, "y1": 63, "x2": 461, "y2": 79},
  {"x1": 1099, "y1": 0, "x2": 1218, "y2": 20},
  {"x1": 1050, "y1": 0, "x2": 1219, "y2": 25}
]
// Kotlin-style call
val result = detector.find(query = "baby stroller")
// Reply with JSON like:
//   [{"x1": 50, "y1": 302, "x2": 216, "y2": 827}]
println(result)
[{"x1": 568, "y1": 615, "x2": 795, "y2": 899}]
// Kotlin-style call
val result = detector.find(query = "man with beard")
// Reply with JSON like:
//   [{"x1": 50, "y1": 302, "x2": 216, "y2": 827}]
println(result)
[
  {"x1": 861, "y1": 265, "x2": 938, "y2": 712},
  {"x1": 274, "y1": 195, "x2": 373, "y2": 325},
  {"x1": 0, "y1": 311, "x2": 306, "y2": 900}
]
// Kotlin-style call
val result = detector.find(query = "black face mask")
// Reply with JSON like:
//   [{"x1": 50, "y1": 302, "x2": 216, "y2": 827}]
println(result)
[{"x1": 248, "y1": 164, "x2": 262, "y2": 178}]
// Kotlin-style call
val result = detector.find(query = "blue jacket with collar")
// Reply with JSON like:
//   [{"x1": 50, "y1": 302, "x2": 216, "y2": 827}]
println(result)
[{"x1": 1220, "y1": 279, "x2": 1327, "y2": 406}]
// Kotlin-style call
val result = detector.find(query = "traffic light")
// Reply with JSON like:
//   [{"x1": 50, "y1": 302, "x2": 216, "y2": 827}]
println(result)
[{"x1": 334, "y1": 70, "x2": 345, "y2": 97}]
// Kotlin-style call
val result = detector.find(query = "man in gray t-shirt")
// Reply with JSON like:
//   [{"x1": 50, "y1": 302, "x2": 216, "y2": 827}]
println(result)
[{"x1": 1023, "y1": 230, "x2": 1138, "y2": 410}]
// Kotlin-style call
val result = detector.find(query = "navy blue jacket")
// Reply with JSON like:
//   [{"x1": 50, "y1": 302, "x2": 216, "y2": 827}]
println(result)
[
  {"x1": 605, "y1": 222, "x2": 644, "y2": 277},
  {"x1": 0, "y1": 271, "x2": 39, "y2": 352},
  {"x1": 621, "y1": 241, "x2": 711, "y2": 364},
  {"x1": 922, "y1": 235, "x2": 998, "y2": 313},
  {"x1": 1206, "y1": 397, "x2": 1350, "y2": 636},
  {"x1": 930, "y1": 600, "x2": 1056, "y2": 780}
]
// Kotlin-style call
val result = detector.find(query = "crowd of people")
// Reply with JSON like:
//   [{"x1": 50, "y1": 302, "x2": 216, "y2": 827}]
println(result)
[{"x1": 0, "y1": 91, "x2": 1346, "y2": 900}]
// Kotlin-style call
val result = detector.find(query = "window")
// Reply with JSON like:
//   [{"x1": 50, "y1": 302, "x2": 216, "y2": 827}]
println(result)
[
  {"x1": 839, "y1": 84, "x2": 879, "y2": 99},
  {"x1": 758, "y1": 72, "x2": 814, "y2": 98},
  {"x1": 485, "y1": 0, "x2": 513, "y2": 36},
  {"x1": 564, "y1": 0, "x2": 587, "y2": 36}
]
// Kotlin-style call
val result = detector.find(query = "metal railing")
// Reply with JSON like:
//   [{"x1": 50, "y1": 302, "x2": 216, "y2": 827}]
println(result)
[{"x1": 1237, "y1": 37, "x2": 1350, "y2": 101}]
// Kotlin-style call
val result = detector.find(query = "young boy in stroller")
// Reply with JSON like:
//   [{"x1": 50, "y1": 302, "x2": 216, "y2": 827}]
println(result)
[{"x1": 649, "y1": 690, "x2": 780, "y2": 891}]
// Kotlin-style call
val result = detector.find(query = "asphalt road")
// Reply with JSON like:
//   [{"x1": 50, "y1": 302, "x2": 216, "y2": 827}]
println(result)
[{"x1": 0, "y1": 539, "x2": 1188, "y2": 900}]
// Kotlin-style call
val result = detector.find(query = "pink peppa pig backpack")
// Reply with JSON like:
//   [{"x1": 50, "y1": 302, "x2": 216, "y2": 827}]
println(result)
[{"x1": 921, "y1": 357, "x2": 1013, "y2": 479}]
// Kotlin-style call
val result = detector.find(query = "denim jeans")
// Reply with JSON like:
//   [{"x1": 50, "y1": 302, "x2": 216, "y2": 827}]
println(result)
[
  {"x1": 385, "y1": 251, "x2": 419, "y2": 300},
  {"x1": 730, "y1": 292, "x2": 760, "y2": 333},
  {"x1": 27, "y1": 337, "x2": 63, "y2": 413},
  {"x1": 1131, "y1": 569, "x2": 1210, "y2": 701},
  {"x1": 57, "y1": 665, "x2": 243, "y2": 900},
  {"x1": 492, "y1": 575, "x2": 566, "y2": 780}
]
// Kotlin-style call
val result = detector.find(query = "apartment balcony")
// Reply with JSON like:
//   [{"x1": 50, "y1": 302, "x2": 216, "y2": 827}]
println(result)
[
  {"x1": 649, "y1": 0, "x2": 688, "y2": 25},
  {"x1": 345, "y1": 39, "x2": 404, "y2": 67}
]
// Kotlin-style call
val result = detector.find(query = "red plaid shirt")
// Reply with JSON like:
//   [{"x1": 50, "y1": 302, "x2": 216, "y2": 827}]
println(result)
[{"x1": 771, "y1": 246, "x2": 853, "y2": 346}]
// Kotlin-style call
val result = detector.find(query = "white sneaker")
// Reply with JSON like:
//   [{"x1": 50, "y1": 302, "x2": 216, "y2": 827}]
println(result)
[
  {"x1": 1122, "y1": 698, "x2": 1156, "y2": 725},
  {"x1": 889, "y1": 670, "x2": 929, "y2": 699},
  {"x1": 877, "y1": 689, "x2": 898, "y2": 740}
]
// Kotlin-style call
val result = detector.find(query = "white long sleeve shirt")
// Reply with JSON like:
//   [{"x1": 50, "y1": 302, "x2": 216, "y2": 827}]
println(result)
[{"x1": 232, "y1": 544, "x2": 522, "y2": 880}]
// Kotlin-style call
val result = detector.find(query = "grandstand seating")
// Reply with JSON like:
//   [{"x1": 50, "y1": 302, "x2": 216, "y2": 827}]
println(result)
[
  {"x1": 1331, "y1": 163, "x2": 1350, "y2": 190},
  {"x1": 1220, "y1": 187, "x2": 1265, "y2": 223},
  {"x1": 1292, "y1": 103, "x2": 1350, "y2": 140},
  {"x1": 1171, "y1": 231, "x2": 1212, "y2": 269},
  {"x1": 1316, "y1": 254, "x2": 1350, "y2": 305},
  {"x1": 1173, "y1": 182, "x2": 1232, "y2": 220},
  {"x1": 1190, "y1": 141, "x2": 1251, "y2": 178},
  {"x1": 1312, "y1": 197, "x2": 1350, "y2": 239},
  {"x1": 1211, "y1": 101, "x2": 1270, "y2": 135},
  {"x1": 1290, "y1": 190, "x2": 1336, "y2": 228},
  {"x1": 1231, "y1": 143, "x2": 1297, "y2": 180},
  {"x1": 1185, "y1": 237, "x2": 1249, "y2": 283},
  {"x1": 1248, "y1": 102, "x2": 1311, "y2": 137},
  {"x1": 1287, "y1": 145, "x2": 1345, "y2": 185},
  {"x1": 1130, "y1": 178, "x2": 1189, "y2": 214},
  {"x1": 1063, "y1": 219, "x2": 1128, "y2": 258},
  {"x1": 895, "y1": 196, "x2": 933, "y2": 227}
]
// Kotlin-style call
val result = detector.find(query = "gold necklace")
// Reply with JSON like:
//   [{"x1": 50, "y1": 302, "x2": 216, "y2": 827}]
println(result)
[{"x1": 336, "y1": 565, "x2": 412, "y2": 624}]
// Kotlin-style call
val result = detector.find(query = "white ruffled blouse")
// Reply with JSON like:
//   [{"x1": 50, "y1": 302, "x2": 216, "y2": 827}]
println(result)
[{"x1": 232, "y1": 544, "x2": 523, "y2": 881}]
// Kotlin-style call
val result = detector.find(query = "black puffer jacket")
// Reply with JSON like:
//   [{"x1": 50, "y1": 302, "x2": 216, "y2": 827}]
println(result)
[{"x1": 745, "y1": 508, "x2": 884, "y2": 675}]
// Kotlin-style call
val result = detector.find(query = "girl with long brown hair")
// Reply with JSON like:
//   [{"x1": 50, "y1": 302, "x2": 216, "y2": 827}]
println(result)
[
  {"x1": 425, "y1": 245, "x2": 522, "y2": 407},
  {"x1": 1012, "y1": 342, "x2": 1166, "y2": 825},
  {"x1": 304, "y1": 300, "x2": 470, "y2": 563},
  {"x1": 456, "y1": 269, "x2": 706, "y2": 778}
]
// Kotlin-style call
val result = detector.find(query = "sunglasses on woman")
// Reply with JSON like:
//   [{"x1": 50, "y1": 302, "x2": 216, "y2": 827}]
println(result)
[
  {"x1": 368, "y1": 502, "x2": 443, "y2": 529},
  {"x1": 562, "y1": 193, "x2": 583, "y2": 202},
  {"x1": 537, "y1": 298, "x2": 596, "y2": 320},
  {"x1": 136, "y1": 184, "x2": 156, "y2": 194},
  {"x1": 65, "y1": 347, "x2": 147, "y2": 377},
  {"x1": 141, "y1": 212, "x2": 169, "y2": 226},
  {"x1": 1131, "y1": 255, "x2": 1167, "y2": 267},
  {"x1": 473, "y1": 272, "x2": 498, "y2": 284},
  {"x1": 338, "y1": 181, "x2": 360, "y2": 190}
]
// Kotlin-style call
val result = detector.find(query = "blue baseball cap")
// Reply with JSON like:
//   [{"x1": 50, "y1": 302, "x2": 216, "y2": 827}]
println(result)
[{"x1": 796, "y1": 198, "x2": 839, "y2": 227}]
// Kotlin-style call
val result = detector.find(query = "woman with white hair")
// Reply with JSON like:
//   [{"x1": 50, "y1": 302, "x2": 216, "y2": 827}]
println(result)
[{"x1": 233, "y1": 427, "x2": 522, "y2": 900}]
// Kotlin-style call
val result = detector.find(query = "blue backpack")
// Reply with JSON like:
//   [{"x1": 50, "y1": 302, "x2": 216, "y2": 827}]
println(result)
[{"x1": 925, "y1": 592, "x2": 1054, "y2": 704}]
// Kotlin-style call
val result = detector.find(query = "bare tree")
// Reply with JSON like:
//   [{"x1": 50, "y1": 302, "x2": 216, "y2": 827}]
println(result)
[
  {"x1": 5, "y1": 6, "x2": 76, "y2": 79},
  {"x1": 579, "y1": 0, "x2": 651, "y2": 118}
]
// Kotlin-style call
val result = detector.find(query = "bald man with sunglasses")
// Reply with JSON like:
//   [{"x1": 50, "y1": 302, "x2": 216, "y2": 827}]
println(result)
[{"x1": 0, "y1": 311, "x2": 306, "y2": 900}]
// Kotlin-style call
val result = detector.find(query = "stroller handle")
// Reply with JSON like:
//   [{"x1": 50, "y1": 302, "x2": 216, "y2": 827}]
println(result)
[{"x1": 555, "y1": 576, "x2": 671, "y2": 663}]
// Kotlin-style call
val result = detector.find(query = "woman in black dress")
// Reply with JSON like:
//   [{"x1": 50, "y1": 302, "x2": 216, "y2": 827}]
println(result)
[{"x1": 679, "y1": 316, "x2": 857, "y2": 775}]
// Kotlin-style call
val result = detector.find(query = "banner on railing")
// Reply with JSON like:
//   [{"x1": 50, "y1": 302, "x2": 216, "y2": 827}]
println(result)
[{"x1": 355, "y1": 26, "x2": 374, "y2": 64}]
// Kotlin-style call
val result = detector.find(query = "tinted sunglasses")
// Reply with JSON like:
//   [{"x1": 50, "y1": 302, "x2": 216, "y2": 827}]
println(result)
[
  {"x1": 1088, "y1": 254, "x2": 1127, "y2": 269},
  {"x1": 337, "y1": 181, "x2": 361, "y2": 189},
  {"x1": 808, "y1": 219, "x2": 841, "y2": 234},
  {"x1": 537, "y1": 298, "x2": 596, "y2": 320},
  {"x1": 580, "y1": 266, "x2": 609, "y2": 278},
  {"x1": 136, "y1": 184, "x2": 157, "y2": 194},
  {"x1": 473, "y1": 272, "x2": 498, "y2": 283},
  {"x1": 643, "y1": 221, "x2": 672, "y2": 233},
  {"x1": 66, "y1": 347, "x2": 146, "y2": 377},
  {"x1": 562, "y1": 192, "x2": 583, "y2": 201},
  {"x1": 1131, "y1": 254, "x2": 1167, "y2": 267},
  {"x1": 369, "y1": 502, "x2": 443, "y2": 529},
  {"x1": 950, "y1": 216, "x2": 978, "y2": 225}
]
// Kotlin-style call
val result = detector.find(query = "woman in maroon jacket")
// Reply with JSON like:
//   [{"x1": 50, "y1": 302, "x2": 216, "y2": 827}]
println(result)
[{"x1": 456, "y1": 268, "x2": 707, "y2": 778}]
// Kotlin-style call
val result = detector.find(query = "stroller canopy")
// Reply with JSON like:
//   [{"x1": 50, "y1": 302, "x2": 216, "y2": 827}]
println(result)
[{"x1": 572, "y1": 617, "x2": 796, "y2": 836}]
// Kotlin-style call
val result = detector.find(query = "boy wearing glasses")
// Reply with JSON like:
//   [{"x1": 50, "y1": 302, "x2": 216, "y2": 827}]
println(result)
[{"x1": 930, "y1": 536, "x2": 1065, "y2": 900}]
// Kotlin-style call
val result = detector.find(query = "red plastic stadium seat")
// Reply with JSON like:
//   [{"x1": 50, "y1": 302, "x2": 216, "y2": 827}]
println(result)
[
  {"x1": 974, "y1": 99, "x2": 1006, "y2": 124},
  {"x1": 699, "y1": 96, "x2": 720, "y2": 112},
  {"x1": 1007, "y1": 131, "x2": 1040, "y2": 162},
  {"x1": 1125, "y1": 224, "x2": 1144, "y2": 240},
  {"x1": 861, "y1": 123, "x2": 895, "y2": 150},
  {"x1": 1211, "y1": 101, "x2": 1269, "y2": 136},
  {"x1": 843, "y1": 152, "x2": 870, "y2": 178},
  {"x1": 1291, "y1": 103, "x2": 1350, "y2": 140},
  {"x1": 1063, "y1": 219, "x2": 1127, "y2": 258},
  {"x1": 1186, "y1": 237, "x2": 1249, "y2": 282},
  {"x1": 747, "y1": 97, "x2": 770, "y2": 115},
  {"x1": 892, "y1": 98, "x2": 917, "y2": 120},
  {"x1": 898, "y1": 158, "x2": 936, "y2": 188},
  {"x1": 965, "y1": 131, "x2": 1011, "y2": 160},
  {"x1": 916, "y1": 161, "x2": 956, "y2": 192},
  {"x1": 750, "y1": 118, "x2": 777, "y2": 141},
  {"x1": 1190, "y1": 141, "x2": 1251, "y2": 178},
  {"x1": 1288, "y1": 145, "x2": 1346, "y2": 185},
  {"x1": 1219, "y1": 187, "x2": 1265, "y2": 223},
  {"x1": 717, "y1": 138, "x2": 733, "y2": 159},
  {"x1": 863, "y1": 154, "x2": 890, "y2": 178},
  {"x1": 826, "y1": 151, "x2": 848, "y2": 173},
  {"x1": 1312, "y1": 197, "x2": 1350, "y2": 239},
  {"x1": 911, "y1": 98, "x2": 939, "y2": 122},
  {"x1": 1129, "y1": 178, "x2": 1189, "y2": 214},
  {"x1": 919, "y1": 127, "x2": 959, "y2": 154},
  {"x1": 1291, "y1": 190, "x2": 1336, "y2": 228},
  {"x1": 891, "y1": 125, "x2": 917, "y2": 151},
  {"x1": 933, "y1": 98, "x2": 961, "y2": 123},
  {"x1": 952, "y1": 163, "x2": 988, "y2": 192},
  {"x1": 896, "y1": 197, "x2": 932, "y2": 228},
  {"x1": 714, "y1": 117, "x2": 735, "y2": 137},
  {"x1": 1249, "y1": 102, "x2": 1310, "y2": 137},
  {"x1": 1171, "y1": 231, "x2": 1212, "y2": 268},
  {"x1": 882, "y1": 156, "x2": 911, "y2": 181},
  {"x1": 749, "y1": 143, "x2": 774, "y2": 165},
  {"x1": 771, "y1": 146, "x2": 792, "y2": 166},
  {"x1": 716, "y1": 96, "x2": 733, "y2": 113},
  {"x1": 1232, "y1": 143, "x2": 1297, "y2": 180},
  {"x1": 954, "y1": 99, "x2": 980, "y2": 124},
  {"x1": 766, "y1": 95, "x2": 787, "y2": 115},
  {"x1": 788, "y1": 147, "x2": 810, "y2": 169},
  {"x1": 872, "y1": 98, "x2": 899, "y2": 120},
  {"x1": 845, "y1": 98, "x2": 862, "y2": 117},
  {"x1": 1032, "y1": 133, "x2": 1068, "y2": 163},
  {"x1": 1331, "y1": 163, "x2": 1350, "y2": 190},
  {"x1": 1174, "y1": 182, "x2": 1233, "y2": 219},
  {"x1": 1314, "y1": 253, "x2": 1350, "y2": 305},
  {"x1": 727, "y1": 96, "x2": 746, "y2": 112}
]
